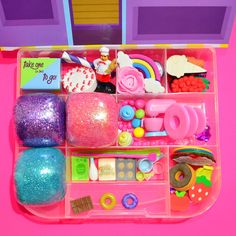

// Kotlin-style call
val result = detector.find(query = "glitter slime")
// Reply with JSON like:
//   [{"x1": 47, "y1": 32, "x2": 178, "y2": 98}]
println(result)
[
  {"x1": 14, "y1": 148, "x2": 66, "y2": 205},
  {"x1": 14, "y1": 93, "x2": 65, "y2": 147},
  {"x1": 67, "y1": 93, "x2": 118, "y2": 147}
]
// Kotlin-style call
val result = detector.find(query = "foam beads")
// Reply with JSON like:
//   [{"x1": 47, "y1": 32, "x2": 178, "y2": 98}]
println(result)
[
  {"x1": 117, "y1": 66, "x2": 145, "y2": 94},
  {"x1": 167, "y1": 55, "x2": 207, "y2": 78},
  {"x1": 135, "y1": 109, "x2": 145, "y2": 119},
  {"x1": 67, "y1": 93, "x2": 118, "y2": 147},
  {"x1": 120, "y1": 105, "x2": 135, "y2": 121},
  {"x1": 14, "y1": 148, "x2": 66, "y2": 205},
  {"x1": 171, "y1": 76, "x2": 207, "y2": 93},
  {"x1": 134, "y1": 127, "x2": 145, "y2": 138},
  {"x1": 164, "y1": 104, "x2": 206, "y2": 140},
  {"x1": 14, "y1": 93, "x2": 65, "y2": 147},
  {"x1": 129, "y1": 54, "x2": 161, "y2": 81},
  {"x1": 62, "y1": 66, "x2": 97, "y2": 93},
  {"x1": 118, "y1": 132, "x2": 133, "y2": 146}
]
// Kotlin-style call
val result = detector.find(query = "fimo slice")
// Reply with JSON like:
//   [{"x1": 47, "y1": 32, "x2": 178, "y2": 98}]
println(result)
[
  {"x1": 62, "y1": 66, "x2": 97, "y2": 93},
  {"x1": 167, "y1": 55, "x2": 207, "y2": 78}
]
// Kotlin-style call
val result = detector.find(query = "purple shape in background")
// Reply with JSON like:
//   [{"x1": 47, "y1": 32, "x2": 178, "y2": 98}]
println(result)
[
  {"x1": 69, "y1": 0, "x2": 122, "y2": 45},
  {"x1": 138, "y1": 7, "x2": 226, "y2": 35},
  {"x1": 0, "y1": 0, "x2": 68, "y2": 46},
  {"x1": 126, "y1": 0, "x2": 236, "y2": 44},
  {"x1": 1, "y1": 0, "x2": 53, "y2": 20}
]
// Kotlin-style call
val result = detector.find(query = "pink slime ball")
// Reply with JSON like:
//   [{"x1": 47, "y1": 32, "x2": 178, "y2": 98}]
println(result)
[{"x1": 67, "y1": 93, "x2": 118, "y2": 147}]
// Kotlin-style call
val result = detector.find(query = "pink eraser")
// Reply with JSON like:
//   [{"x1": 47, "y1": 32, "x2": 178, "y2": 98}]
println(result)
[
  {"x1": 185, "y1": 106, "x2": 198, "y2": 137},
  {"x1": 194, "y1": 107, "x2": 207, "y2": 134},
  {"x1": 67, "y1": 93, "x2": 118, "y2": 147},
  {"x1": 144, "y1": 118, "x2": 163, "y2": 132},
  {"x1": 145, "y1": 99, "x2": 176, "y2": 117}
]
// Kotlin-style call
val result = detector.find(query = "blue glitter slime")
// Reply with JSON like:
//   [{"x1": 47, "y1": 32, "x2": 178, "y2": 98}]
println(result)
[{"x1": 14, "y1": 148, "x2": 66, "y2": 205}]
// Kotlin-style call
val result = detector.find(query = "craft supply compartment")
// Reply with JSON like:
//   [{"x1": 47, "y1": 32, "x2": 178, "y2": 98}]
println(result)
[{"x1": 13, "y1": 46, "x2": 220, "y2": 222}]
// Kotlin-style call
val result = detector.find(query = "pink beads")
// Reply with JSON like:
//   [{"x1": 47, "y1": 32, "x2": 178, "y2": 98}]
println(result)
[{"x1": 134, "y1": 99, "x2": 145, "y2": 109}]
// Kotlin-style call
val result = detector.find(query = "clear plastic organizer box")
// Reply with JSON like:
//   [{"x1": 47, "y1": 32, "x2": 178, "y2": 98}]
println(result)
[{"x1": 13, "y1": 45, "x2": 221, "y2": 223}]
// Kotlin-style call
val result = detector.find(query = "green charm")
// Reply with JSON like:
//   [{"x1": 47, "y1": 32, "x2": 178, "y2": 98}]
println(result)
[
  {"x1": 176, "y1": 191, "x2": 186, "y2": 198},
  {"x1": 196, "y1": 176, "x2": 212, "y2": 187},
  {"x1": 71, "y1": 156, "x2": 89, "y2": 181}
]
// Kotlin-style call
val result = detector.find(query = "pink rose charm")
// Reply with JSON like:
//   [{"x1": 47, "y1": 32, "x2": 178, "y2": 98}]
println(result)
[{"x1": 117, "y1": 66, "x2": 145, "y2": 94}]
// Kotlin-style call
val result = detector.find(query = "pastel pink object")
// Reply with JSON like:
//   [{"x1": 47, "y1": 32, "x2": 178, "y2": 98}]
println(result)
[
  {"x1": 145, "y1": 99, "x2": 176, "y2": 117},
  {"x1": 117, "y1": 66, "x2": 145, "y2": 94},
  {"x1": 164, "y1": 103, "x2": 190, "y2": 140},
  {"x1": 194, "y1": 107, "x2": 207, "y2": 134},
  {"x1": 135, "y1": 99, "x2": 146, "y2": 109},
  {"x1": 144, "y1": 118, "x2": 163, "y2": 131},
  {"x1": 185, "y1": 106, "x2": 199, "y2": 137},
  {"x1": 66, "y1": 93, "x2": 118, "y2": 147}
]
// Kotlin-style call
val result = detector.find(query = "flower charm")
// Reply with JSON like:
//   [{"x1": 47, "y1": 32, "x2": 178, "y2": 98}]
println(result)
[{"x1": 117, "y1": 66, "x2": 145, "y2": 94}]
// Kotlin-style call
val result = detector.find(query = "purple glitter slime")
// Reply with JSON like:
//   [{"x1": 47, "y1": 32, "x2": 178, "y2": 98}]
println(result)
[{"x1": 14, "y1": 93, "x2": 65, "y2": 147}]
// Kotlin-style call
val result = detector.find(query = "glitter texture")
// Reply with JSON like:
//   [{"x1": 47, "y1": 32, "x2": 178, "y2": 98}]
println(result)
[
  {"x1": 196, "y1": 125, "x2": 211, "y2": 142},
  {"x1": 67, "y1": 93, "x2": 118, "y2": 147},
  {"x1": 14, "y1": 93, "x2": 65, "y2": 147},
  {"x1": 14, "y1": 148, "x2": 66, "y2": 205}
]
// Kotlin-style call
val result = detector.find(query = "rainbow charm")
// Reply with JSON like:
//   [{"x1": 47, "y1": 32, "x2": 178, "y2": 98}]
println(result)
[{"x1": 129, "y1": 54, "x2": 161, "y2": 81}]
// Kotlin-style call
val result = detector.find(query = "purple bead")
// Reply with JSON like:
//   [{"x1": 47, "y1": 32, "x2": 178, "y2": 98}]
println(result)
[
  {"x1": 196, "y1": 125, "x2": 211, "y2": 142},
  {"x1": 14, "y1": 93, "x2": 65, "y2": 147}
]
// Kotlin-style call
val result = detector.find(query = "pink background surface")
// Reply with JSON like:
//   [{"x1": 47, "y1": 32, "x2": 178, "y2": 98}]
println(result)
[{"x1": 1, "y1": 22, "x2": 236, "y2": 236}]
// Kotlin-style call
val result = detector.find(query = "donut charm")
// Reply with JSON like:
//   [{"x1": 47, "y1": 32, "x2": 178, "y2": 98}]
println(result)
[
  {"x1": 164, "y1": 103, "x2": 190, "y2": 140},
  {"x1": 100, "y1": 193, "x2": 116, "y2": 210},
  {"x1": 122, "y1": 193, "x2": 138, "y2": 209},
  {"x1": 170, "y1": 164, "x2": 196, "y2": 191}
]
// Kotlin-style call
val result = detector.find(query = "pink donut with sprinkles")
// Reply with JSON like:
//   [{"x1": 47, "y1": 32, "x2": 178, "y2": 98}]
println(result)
[{"x1": 62, "y1": 66, "x2": 97, "y2": 93}]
